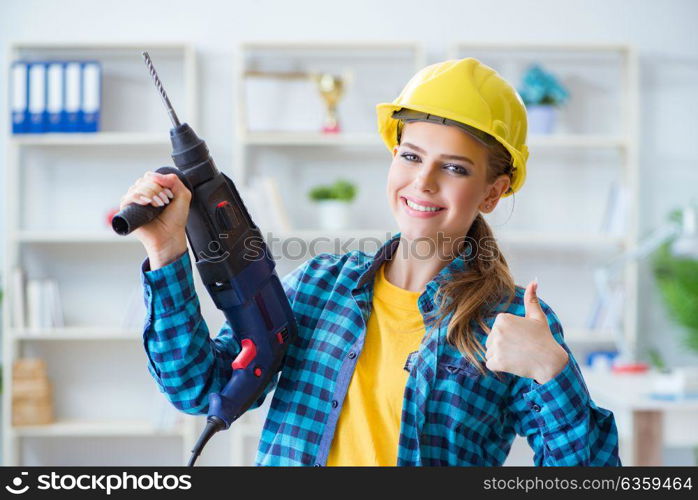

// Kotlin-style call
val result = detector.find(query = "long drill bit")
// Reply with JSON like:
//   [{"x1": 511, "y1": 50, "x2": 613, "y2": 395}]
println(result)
[{"x1": 142, "y1": 51, "x2": 181, "y2": 128}]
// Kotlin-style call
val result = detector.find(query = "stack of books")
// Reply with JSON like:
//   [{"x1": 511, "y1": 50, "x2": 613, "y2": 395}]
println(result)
[{"x1": 11, "y1": 268, "x2": 65, "y2": 331}]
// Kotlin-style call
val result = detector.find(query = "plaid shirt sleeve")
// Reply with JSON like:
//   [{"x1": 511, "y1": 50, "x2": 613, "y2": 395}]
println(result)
[
  {"x1": 141, "y1": 251, "x2": 310, "y2": 416},
  {"x1": 505, "y1": 305, "x2": 622, "y2": 466}
]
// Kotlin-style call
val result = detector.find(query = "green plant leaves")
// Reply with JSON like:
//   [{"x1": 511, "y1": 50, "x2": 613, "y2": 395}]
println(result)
[
  {"x1": 652, "y1": 240, "x2": 698, "y2": 353},
  {"x1": 308, "y1": 179, "x2": 357, "y2": 202}
]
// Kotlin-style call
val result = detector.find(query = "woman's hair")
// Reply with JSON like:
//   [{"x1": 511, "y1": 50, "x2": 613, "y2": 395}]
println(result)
[{"x1": 398, "y1": 120, "x2": 518, "y2": 379}]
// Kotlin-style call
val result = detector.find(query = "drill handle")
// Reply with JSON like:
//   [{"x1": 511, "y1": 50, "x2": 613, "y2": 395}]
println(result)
[{"x1": 111, "y1": 166, "x2": 192, "y2": 235}]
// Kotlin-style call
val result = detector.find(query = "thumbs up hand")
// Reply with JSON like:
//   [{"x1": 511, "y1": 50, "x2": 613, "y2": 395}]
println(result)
[{"x1": 484, "y1": 278, "x2": 569, "y2": 384}]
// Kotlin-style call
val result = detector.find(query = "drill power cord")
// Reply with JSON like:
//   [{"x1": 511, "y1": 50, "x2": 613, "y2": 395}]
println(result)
[{"x1": 187, "y1": 416, "x2": 226, "y2": 467}]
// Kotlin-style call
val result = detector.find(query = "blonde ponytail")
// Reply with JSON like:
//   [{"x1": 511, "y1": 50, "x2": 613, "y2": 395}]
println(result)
[{"x1": 430, "y1": 138, "x2": 518, "y2": 379}]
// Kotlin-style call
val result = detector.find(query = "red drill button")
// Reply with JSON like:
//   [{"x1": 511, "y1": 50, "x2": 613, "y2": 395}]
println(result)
[
  {"x1": 215, "y1": 202, "x2": 236, "y2": 232},
  {"x1": 254, "y1": 367, "x2": 262, "y2": 377},
  {"x1": 231, "y1": 339, "x2": 257, "y2": 370},
  {"x1": 276, "y1": 331, "x2": 284, "y2": 344}
]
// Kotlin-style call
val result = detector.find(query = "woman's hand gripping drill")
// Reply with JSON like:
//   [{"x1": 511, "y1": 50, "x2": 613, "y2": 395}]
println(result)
[{"x1": 120, "y1": 171, "x2": 192, "y2": 270}]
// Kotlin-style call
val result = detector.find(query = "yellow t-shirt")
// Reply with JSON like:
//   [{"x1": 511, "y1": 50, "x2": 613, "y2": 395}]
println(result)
[{"x1": 326, "y1": 262, "x2": 426, "y2": 466}]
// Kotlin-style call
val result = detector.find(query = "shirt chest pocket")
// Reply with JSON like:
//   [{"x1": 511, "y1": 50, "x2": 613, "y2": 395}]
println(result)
[
  {"x1": 436, "y1": 356, "x2": 482, "y2": 379},
  {"x1": 428, "y1": 355, "x2": 504, "y2": 431}
]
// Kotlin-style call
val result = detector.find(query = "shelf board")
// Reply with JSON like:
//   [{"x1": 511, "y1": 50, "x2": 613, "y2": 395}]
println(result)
[
  {"x1": 12, "y1": 327, "x2": 141, "y2": 341},
  {"x1": 12, "y1": 42, "x2": 190, "y2": 51},
  {"x1": 240, "y1": 131, "x2": 383, "y2": 146},
  {"x1": 528, "y1": 134, "x2": 626, "y2": 149},
  {"x1": 10, "y1": 132, "x2": 171, "y2": 147},
  {"x1": 12, "y1": 419, "x2": 184, "y2": 438},
  {"x1": 454, "y1": 42, "x2": 631, "y2": 52},
  {"x1": 17, "y1": 232, "x2": 140, "y2": 244}
]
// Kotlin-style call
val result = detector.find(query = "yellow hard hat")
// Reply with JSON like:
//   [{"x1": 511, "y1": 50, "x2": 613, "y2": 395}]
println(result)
[{"x1": 376, "y1": 58, "x2": 529, "y2": 196}]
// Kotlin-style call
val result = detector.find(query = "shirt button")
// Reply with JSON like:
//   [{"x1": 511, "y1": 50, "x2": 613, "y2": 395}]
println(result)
[
  {"x1": 532, "y1": 404, "x2": 541, "y2": 412},
  {"x1": 348, "y1": 352, "x2": 357, "y2": 359},
  {"x1": 314, "y1": 463, "x2": 322, "y2": 467},
  {"x1": 331, "y1": 400, "x2": 338, "y2": 408}
]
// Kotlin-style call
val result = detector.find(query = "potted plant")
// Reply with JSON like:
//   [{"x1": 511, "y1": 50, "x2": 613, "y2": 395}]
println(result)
[
  {"x1": 308, "y1": 179, "x2": 357, "y2": 230},
  {"x1": 518, "y1": 64, "x2": 570, "y2": 134},
  {"x1": 649, "y1": 207, "x2": 698, "y2": 398}
]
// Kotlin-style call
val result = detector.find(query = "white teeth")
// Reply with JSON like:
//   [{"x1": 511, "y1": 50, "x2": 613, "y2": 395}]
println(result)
[{"x1": 406, "y1": 198, "x2": 442, "y2": 212}]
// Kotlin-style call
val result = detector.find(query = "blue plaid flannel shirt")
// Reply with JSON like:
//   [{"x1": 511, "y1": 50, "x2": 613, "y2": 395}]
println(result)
[{"x1": 141, "y1": 231, "x2": 622, "y2": 466}]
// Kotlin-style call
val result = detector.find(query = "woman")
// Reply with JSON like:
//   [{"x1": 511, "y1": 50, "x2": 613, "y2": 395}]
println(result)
[{"x1": 121, "y1": 58, "x2": 621, "y2": 466}]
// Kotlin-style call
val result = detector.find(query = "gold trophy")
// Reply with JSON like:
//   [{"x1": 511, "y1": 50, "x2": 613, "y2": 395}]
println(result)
[
  {"x1": 244, "y1": 70, "x2": 347, "y2": 133},
  {"x1": 312, "y1": 73, "x2": 344, "y2": 133}
]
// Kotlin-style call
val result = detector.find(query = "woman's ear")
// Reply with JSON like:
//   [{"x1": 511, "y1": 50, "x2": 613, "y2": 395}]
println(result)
[
  {"x1": 480, "y1": 176, "x2": 511, "y2": 212},
  {"x1": 494, "y1": 175, "x2": 511, "y2": 198}
]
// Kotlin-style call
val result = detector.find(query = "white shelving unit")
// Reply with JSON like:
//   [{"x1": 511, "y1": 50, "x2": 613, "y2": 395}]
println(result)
[
  {"x1": 227, "y1": 41, "x2": 425, "y2": 464},
  {"x1": 2, "y1": 42, "x2": 199, "y2": 466},
  {"x1": 450, "y1": 43, "x2": 639, "y2": 358},
  {"x1": 445, "y1": 43, "x2": 639, "y2": 467},
  {"x1": 228, "y1": 42, "x2": 638, "y2": 465},
  {"x1": 233, "y1": 43, "x2": 426, "y2": 257}
]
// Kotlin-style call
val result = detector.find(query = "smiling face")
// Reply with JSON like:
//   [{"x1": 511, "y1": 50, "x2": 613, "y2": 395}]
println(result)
[{"x1": 387, "y1": 120, "x2": 511, "y2": 253}]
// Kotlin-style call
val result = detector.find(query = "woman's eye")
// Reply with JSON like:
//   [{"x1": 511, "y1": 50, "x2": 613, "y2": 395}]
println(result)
[
  {"x1": 400, "y1": 152, "x2": 468, "y2": 176},
  {"x1": 445, "y1": 164, "x2": 469, "y2": 176}
]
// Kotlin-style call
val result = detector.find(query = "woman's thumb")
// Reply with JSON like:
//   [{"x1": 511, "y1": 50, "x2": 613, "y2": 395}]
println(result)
[{"x1": 524, "y1": 277, "x2": 545, "y2": 321}]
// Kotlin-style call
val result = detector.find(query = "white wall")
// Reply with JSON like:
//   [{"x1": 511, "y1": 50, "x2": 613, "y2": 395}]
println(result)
[
  {"x1": 2, "y1": 0, "x2": 696, "y2": 366},
  {"x1": 1, "y1": 0, "x2": 697, "y2": 464}
]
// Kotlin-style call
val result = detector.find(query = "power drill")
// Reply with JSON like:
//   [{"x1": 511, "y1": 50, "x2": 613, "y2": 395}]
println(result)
[{"x1": 112, "y1": 52, "x2": 298, "y2": 466}]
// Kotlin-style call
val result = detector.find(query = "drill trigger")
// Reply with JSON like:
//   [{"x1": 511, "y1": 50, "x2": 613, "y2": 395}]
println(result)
[{"x1": 231, "y1": 339, "x2": 257, "y2": 370}]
